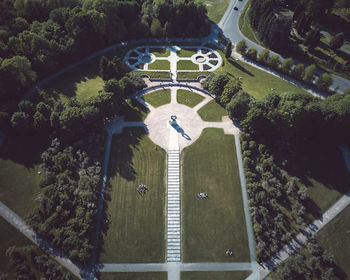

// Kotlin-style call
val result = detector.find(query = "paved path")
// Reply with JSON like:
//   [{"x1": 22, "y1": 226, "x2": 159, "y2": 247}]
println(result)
[
  {"x1": 259, "y1": 145, "x2": 350, "y2": 278},
  {"x1": 100, "y1": 262, "x2": 253, "y2": 272},
  {"x1": 234, "y1": 135, "x2": 259, "y2": 279},
  {"x1": 0, "y1": 201, "x2": 84, "y2": 279}
]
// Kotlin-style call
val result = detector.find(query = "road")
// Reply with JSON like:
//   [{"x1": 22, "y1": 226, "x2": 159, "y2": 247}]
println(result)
[{"x1": 219, "y1": 0, "x2": 350, "y2": 93}]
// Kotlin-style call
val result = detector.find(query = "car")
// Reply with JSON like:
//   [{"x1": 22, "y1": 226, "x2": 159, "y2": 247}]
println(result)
[{"x1": 234, "y1": 7, "x2": 238, "y2": 10}]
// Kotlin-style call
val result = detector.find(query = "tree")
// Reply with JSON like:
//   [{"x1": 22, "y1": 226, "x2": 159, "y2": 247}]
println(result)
[
  {"x1": 225, "y1": 41, "x2": 232, "y2": 59},
  {"x1": 269, "y1": 55, "x2": 280, "y2": 70},
  {"x1": 293, "y1": 2, "x2": 304, "y2": 21},
  {"x1": 207, "y1": 74, "x2": 229, "y2": 97},
  {"x1": 316, "y1": 73, "x2": 333, "y2": 91},
  {"x1": 104, "y1": 79, "x2": 122, "y2": 97},
  {"x1": 11, "y1": 111, "x2": 32, "y2": 133},
  {"x1": 293, "y1": 63, "x2": 304, "y2": 80},
  {"x1": 304, "y1": 28, "x2": 320, "y2": 50},
  {"x1": 236, "y1": 40, "x2": 247, "y2": 55},
  {"x1": 220, "y1": 78, "x2": 241, "y2": 104},
  {"x1": 246, "y1": 48, "x2": 257, "y2": 61},
  {"x1": 281, "y1": 58, "x2": 294, "y2": 74},
  {"x1": 329, "y1": 32, "x2": 345, "y2": 50},
  {"x1": 258, "y1": 49, "x2": 270, "y2": 65},
  {"x1": 150, "y1": 18, "x2": 163, "y2": 37},
  {"x1": 226, "y1": 91, "x2": 253, "y2": 120},
  {"x1": 303, "y1": 64, "x2": 316, "y2": 84},
  {"x1": 99, "y1": 56, "x2": 109, "y2": 80}
]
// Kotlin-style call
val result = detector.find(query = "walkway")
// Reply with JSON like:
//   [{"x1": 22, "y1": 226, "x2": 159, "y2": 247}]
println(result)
[{"x1": 0, "y1": 201, "x2": 84, "y2": 279}]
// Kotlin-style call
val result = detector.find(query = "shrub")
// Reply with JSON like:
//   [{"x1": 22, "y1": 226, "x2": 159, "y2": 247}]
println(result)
[
  {"x1": 257, "y1": 49, "x2": 270, "y2": 65},
  {"x1": 246, "y1": 48, "x2": 257, "y2": 61},
  {"x1": 316, "y1": 73, "x2": 333, "y2": 92},
  {"x1": 236, "y1": 39, "x2": 248, "y2": 55}
]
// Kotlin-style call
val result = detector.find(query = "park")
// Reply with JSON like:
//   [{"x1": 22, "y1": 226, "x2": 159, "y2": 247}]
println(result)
[{"x1": 0, "y1": 0, "x2": 350, "y2": 280}]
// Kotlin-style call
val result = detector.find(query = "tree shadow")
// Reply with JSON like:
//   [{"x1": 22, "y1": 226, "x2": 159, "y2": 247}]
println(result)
[
  {"x1": 107, "y1": 127, "x2": 146, "y2": 181},
  {"x1": 227, "y1": 58, "x2": 254, "y2": 76}
]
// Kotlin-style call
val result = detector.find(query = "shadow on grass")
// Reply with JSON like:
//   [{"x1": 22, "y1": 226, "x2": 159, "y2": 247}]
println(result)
[
  {"x1": 0, "y1": 132, "x2": 51, "y2": 168},
  {"x1": 227, "y1": 58, "x2": 254, "y2": 77},
  {"x1": 119, "y1": 99, "x2": 150, "y2": 122}
]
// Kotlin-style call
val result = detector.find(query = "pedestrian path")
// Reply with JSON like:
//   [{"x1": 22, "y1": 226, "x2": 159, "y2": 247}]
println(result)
[{"x1": 167, "y1": 124, "x2": 181, "y2": 262}]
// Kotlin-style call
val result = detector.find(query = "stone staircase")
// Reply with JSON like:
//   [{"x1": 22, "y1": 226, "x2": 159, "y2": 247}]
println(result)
[{"x1": 167, "y1": 149, "x2": 181, "y2": 262}]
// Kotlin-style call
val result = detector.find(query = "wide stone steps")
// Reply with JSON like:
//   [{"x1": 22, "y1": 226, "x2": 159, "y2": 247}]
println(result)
[{"x1": 167, "y1": 149, "x2": 181, "y2": 263}]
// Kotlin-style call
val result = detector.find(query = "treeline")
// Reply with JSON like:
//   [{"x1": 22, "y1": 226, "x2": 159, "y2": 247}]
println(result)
[
  {"x1": 9, "y1": 69, "x2": 145, "y2": 143},
  {"x1": 30, "y1": 138, "x2": 102, "y2": 263},
  {"x1": 3, "y1": 245, "x2": 74, "y2": 280},
  {"x1": 249, "y1": 0, "x2": 292, "y2": 50},
  {"x1": 228, "y1": 91, "x2": 350, "y2": 144},
  {"x1": 236, "y1": 39, "x2": 339, "y2": 93},
  {"x1": 0, "y1": 0, "x2": 209, "y2": 113}
]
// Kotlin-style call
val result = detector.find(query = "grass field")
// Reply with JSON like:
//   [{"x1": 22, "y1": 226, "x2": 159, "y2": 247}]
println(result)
[
  {"x1": 0, "y1": 135, "x2": 49, "y2": 218},
  {"x1": 215, "y1": 54, "x2": 310, "y2": 99},
  {"x1": 142, "y1": 89, "x2": 171, "y2": 107},
  {"x1": 119, "y1": 98, "x2": 150, "y2": 122},
  {"x1": 148, "y1": 60, "x2": 170, "y2": 70},
  {"x1": 176, "y1": 89, "x2": 205, "y2": 108},
  {"x1": 177, "y1": 71, "x2": 210, "y2": 79},
  {"x1": 150, "y1": 48, "x2": 170, "y2": 57},
  {"x1": 0, "y1": 217, "x2": 32, "y2": 275},
  {"x1": 75, "y1": 76, "x2": 104, "y2": 101},
  {"x1": 181, "y1": 271, "x2": 251, "y2": 280},
  {"x1": 317, "y1": 205, "x2": 350, "y2": 278},
  {"x1": 135, "y1": 71, "x2": 170, "y2": 79},
  {"x1": 197, "y1": 100, "x2": 227, "y2": 122},
  {"x1": 177, "y1": 48, "x2": 197, "y2": 58},
  {"x1": 202, "y1": 0, "x2": 231, "y2": 23},
  {"x1": 182, "y1": 128, "x2": 250, "y2": 262},
  {"x1": 99, "y1": 128, "x2": 166, "y2": 263},
  {"x1": 177, "y1": 60, "x2": 199, "y2": 71},
  {"x1": 99, "y1": 272, "x2": 167, "y2": 280},
  {"x1": 238, "y1": 0, "x2": 264, "y2": 47}
]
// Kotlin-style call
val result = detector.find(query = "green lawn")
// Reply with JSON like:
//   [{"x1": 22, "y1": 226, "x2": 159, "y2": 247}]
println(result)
[
  {"x1": 238, "y1": 0, "x2": 264, "y2": 47},
  {"x1": 197, "y1": 100, "x2": 227, "y2": 122},
  {"x1": 135, "y1": 71, "x2": 170, "y2": 79},
  {"x1": 142, "y1": 89, "x2": 171, "y2": 107},
  {"x1": 182, "y1": 128, "x2": 250, "y2": 262},
  {"x1": 99, "y1": 272, "x2": 167, "y2": 280},
  {"x1": 177, "y1": 48, "x2": 197, "y2": 58},
  {"x1": 75, "y1": 76, "x2": 104, "y2": 102},
  {"x1": 177, "y1": 60, "x2": 199, "y2": 71},
  {"x1": 181, "y1": 271, "x2": 251, "y2": 280},
  {"x1": 0, "y1": 217, "x2": 32, "y2": 275},
  {"x1": 215, "y1": 53, "x2": 310, "y2": 99},
  {"x1": 150, "y1": 48, "x2": 170, "y2": 57},
  {"x1": 202, "y1": 0, "x2": 231, "y2": 23},
  {"x1": 119, "y1": 98, "x2": 150, "y2": 121},
  {"x1": 176, "y1": 89, "x2": 205, "y2": 108},
  {"x1": 42, "y1": 56, "x2": 104, "y2": 101},
  {"x1": 177, "y1": 71, "x2": 210, "y2": 79},
  {"x1": 99, "y1": 128, "x2": 166, "y2": 263},
  {"x1": 148, "y1": 60, "x2": 170, "y2": 70},
  {"x1": 317, "y1": 205, "x2": 350, "y2": 278},
  {"x1": 0, "y1": 135, "x2": 49, "y2": 218}
]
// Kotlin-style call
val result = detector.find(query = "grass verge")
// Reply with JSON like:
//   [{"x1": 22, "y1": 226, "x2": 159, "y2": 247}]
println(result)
[
  {"x1": 238, "y1": 0, "x2": 264, "y2": 47},
  {"x1": 135, "y1": 71, "x2": 170, "y2": 79},
  {"x1": 177, "y1": 71, "x2": 210, "y2": 79},
  {"x1": 148, "y1": 60, "x2": 170, "y2": 70},
  {"x1": 99, "y1": 272, "x2": 167, "y2": 280},
  {"x1": 177, "y1": 60, "x2": 199, "y2": 71},
  {"x1": 150, "y1": 48, "x2": 170, "y2": 57},
  {"x1": 143, "y1": 89, "x2": 171, "y2": 107},
  {"x1": 317, "y1": 205, "x2": 350, "y2": 278},
  {"x1": 182, "y1": 128, "x2": 250, "y2": 262},
  {"x1": 99, "y1": 128, "x2": 166, "y2": 263},
  {"x1": 177, "y1": 48, "x2": 197, "y2": 58},
  {"x1": 176, "y1": 89, "x2": 205, "y2": 108},
  {"x1": 202, "y1": 0, "x2": 231, "y2": 24},
  {"x1": 197, "y1": 100, "x2": 227, "y2": 122},
  {"x1": 215, "y1": 53, "x2": 310, "y2": 99},
  {"x1": 181, "y1": 271, "x2": 251, "y2": 280}
]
